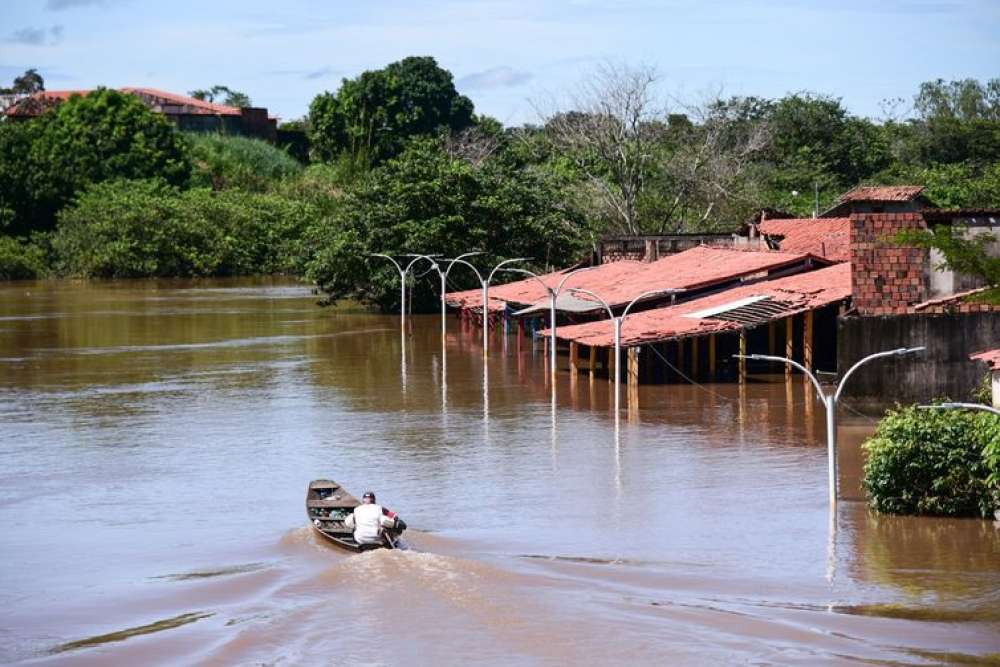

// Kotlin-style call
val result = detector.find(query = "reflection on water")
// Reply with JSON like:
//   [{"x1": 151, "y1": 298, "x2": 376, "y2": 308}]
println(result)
[{"x1": 1, "y1": 278, "x2": 998, "y2": 665}]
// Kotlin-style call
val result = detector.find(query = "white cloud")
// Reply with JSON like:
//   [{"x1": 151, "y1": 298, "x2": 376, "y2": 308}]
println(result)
[{"x1": 458, "y1": 67, "x2": 532, "y2": 91}]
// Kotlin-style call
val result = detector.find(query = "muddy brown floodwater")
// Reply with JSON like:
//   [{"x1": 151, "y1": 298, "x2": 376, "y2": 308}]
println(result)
[{"x1": 1, "y1": 278, "x2": 998, "y2": 666}]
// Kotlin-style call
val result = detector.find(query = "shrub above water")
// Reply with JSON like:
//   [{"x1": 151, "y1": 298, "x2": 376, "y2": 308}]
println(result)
[
  {"x1": 52, "y1": 179, "x2": 319, "y2": 278},
  {"x1": 863, "y1": 405, "x2": 1000, "y2": 519}
]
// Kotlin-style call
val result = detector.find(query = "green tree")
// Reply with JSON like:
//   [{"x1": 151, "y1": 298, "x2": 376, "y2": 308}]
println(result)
[
  {"x1": 0, "y1": 68, "x2": 45, "y2": 95},
  {"x1": 17, "y1": 88, "x2": 191, "y2": 233},
  {"x1": 304, "y1": 137, "x2": 584, "y2": 310},
  {"x1": 767, "y1": 93, "x2": 890, "y2": 190},
  {"x1": 896, "y1": 223, "x2": 1000, "y2": 303},
  {"x1": 189, "y1": 85, "x2": 252, "y2": 108},
  {"x1": 308, "y1": 56, "x2": 475, "y2": 166}
]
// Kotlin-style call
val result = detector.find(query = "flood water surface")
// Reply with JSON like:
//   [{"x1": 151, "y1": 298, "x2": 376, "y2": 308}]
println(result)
[{"x1": 1, "y1": 279, "x2": 998, "y2": 665}]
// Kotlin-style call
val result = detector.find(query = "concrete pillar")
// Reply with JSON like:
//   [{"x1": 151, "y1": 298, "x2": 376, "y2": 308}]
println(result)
[
  {"x1": 569, "y1": 341, "x2": 579, "y2": 376},
  {"x1": 588, "y1": 345, "x2": 597, "y2": 382},
  {"x1": 516, "y1": 319, "x2": 524, "y2": 355},
  {"x1": 709, "y1": 334, "x2": 717, "y2": 380},
  {"x1": 785, "y1": 316, "x2": 794, "y2": 379},
  {"x1": 543, "y1": 336, "x2": 549, "y2": 377},
  {"x1": 738, "y1": 330, "x2": 747, "y2": 384},
  {"x1": 804, "y1": 310, "x2": 814, "y2": 373}
]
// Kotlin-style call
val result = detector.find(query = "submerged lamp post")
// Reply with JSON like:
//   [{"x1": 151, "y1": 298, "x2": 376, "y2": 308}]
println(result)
[
  {"x1": 446, "y1": 257, "x2": 529, "y2": 357},
  {"x1": 501, "y1": 266, "x2": 597, "y2": 379},
  {"x1": 370, "y1": 253, "x2": 439, "y2": 336},
  {"x1": 568, "y1": 288, "x2": 682, "y2": 418},
  {"x1": 735, "y1": 346, "x2": 925, "y2": 506},
  {"x1": 438, "y1": 252, "x2": 484, "y2": 342}
]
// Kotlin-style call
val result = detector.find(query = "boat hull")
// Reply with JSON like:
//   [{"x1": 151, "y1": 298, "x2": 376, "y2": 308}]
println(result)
[{"x1": 306, "y1": 479, "x2": 400, "y2": 552}]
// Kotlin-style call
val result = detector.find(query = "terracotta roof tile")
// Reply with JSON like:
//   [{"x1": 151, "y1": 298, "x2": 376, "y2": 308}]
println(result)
[
  {"x1": 757, "y1": 218, "x2": 850, "y2": 261},
  {"x1": 971, "y1": 349, "x2": 1000, "y2": 370},
  {"x1": 445, "y1": 246, "x2": 821, "y2": 312},
  {"x1": 546, "y1": 263, "x2": 852, "y2": 347},
  {"x1": 837, "y1": 185, "x2": 925, "y2": 203},
  {"x1": 6, "y1": 87, "x2": 242, "y2": 117}
]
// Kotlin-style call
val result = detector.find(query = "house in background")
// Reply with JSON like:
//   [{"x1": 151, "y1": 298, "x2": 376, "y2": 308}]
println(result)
[{"x1": 5, "y1": 87, "x2": 277, "y2": 142}]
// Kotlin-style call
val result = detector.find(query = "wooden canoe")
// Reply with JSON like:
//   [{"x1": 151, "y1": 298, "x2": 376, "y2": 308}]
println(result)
[{"x1": 306, "y1": 479, "x2": 400, "y2": 552}]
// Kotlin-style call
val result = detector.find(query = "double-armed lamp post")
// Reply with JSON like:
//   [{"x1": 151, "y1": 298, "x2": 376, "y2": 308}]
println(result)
[
  {"x1": 370, "y1": 253, "x2": 440, "y2": 337},
  {"x1": 446, "y1": 257, "x2": 529, "y2": 357},
  {"x1": 568, "y1": 288, "x2": 683, "y2": 418},
  {"x1": 735, "y1": 346, "x2": 925, "y2": 506},
  {"x1": 501, "y1": 266, "x2": 597, "y2": 379}
]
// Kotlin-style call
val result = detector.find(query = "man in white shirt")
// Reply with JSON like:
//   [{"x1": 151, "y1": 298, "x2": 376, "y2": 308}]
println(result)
[{"x1": 344, "y1": 491, "x2": 399, "y2": 547}]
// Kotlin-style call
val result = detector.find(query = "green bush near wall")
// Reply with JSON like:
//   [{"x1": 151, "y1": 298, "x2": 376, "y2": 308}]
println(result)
[{"x1": 863, "y1": 405, "x2": 1000, "y2": 519}]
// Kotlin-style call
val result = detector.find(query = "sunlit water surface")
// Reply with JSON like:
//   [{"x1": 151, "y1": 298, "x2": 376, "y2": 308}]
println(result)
[{"x1": 1, "y1": 279, "x2": 998, "y2": 665}]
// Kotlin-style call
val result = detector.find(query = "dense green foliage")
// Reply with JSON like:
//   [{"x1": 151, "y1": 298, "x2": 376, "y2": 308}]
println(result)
[
  {"x1": 304, "y1": 137, "x2": 584, "y2": 310},
  {"x1": 52, "y1": 180, "x2": 316, "y2": 278},
  {"x1": 186, "y1": 133, "x2": 303, "y2": 192},
  {"x1": 308, "y1": 56, "x2": 475, "y2": 166},
  {"x1": 863, "y1": 405, "x2": 1000, "y2": 518},
  {"x1": 0, "y1": 235, "x2": 48, "y2": 280},
  {"x1": 1, "y1": 88, "x2": 191, "y2": 235},
  {"x1": 1, "y1": 64, "x2": 999, "y2": 303}
]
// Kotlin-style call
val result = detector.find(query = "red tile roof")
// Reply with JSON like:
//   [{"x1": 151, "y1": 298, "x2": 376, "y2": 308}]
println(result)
[
  {"x1": 971, "y1": 349, "x2": 1000, "y2": 370},
  {"x1": 911, "y1": 287, "x2": 993, "y2": 312},
  {"x1": 546, "y1": 263, "x2": 852, "y2": 347},
  {"x1": 122, "y1": 87, "x2": 241, "y2": 115},
  {"x1": 837, "y1": 185, "x2": 925, "y2": 203},
  {"x1": 446, "y1": 246, "x2": 822, "y2": 313},
  {"x1": 757, "y1": 218, "x2": 850, "y2": 261},
  {"x1": 5, "y1": 87, "x2": 241, "y2": 117}
]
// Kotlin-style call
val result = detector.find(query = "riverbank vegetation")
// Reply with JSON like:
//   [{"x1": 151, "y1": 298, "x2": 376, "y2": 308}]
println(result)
[
  {"x1": 863, "y1": 405, "x2": 1000, "y2": 519},
  {"x1": 1, "y1": 61, "x2": 999, "y2": 308}
]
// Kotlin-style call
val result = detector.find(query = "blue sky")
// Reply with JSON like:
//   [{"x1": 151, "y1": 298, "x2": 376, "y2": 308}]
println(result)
[{"x1": 1, "y1": 0, "x2": 997, "y2": 124}]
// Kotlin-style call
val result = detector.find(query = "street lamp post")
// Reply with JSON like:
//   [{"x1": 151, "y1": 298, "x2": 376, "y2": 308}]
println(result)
[
  {"x1": 568, "y1": 288, "x2": 682, "y2": 418},
  {"x1": 370, "y1": 253, "x2": 439, "y2": 336},
  {"x1": 736, "y1": 347, "x2": 925, "y2": 505},
  {"x1": 919, "y1": 402, "x2": 1000, "y2": 417},
  {"x1": 447, "y1": 257, "x2": 529, "y2": 357},
  {"x1": 438, "y1": 252, "x2": 484, "y2": 342},
  {"x1": 502, "y1": 266, "x2": 597, "y2": 380}
]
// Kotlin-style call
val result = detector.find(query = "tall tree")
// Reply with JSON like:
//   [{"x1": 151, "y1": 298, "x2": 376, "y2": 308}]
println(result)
[
  {"x1": 3, "y1": 88, "x2": 191, "y2": 234},
  {"x1": 307, "y1": 56, "x2": 475, "y2": 166},
  {"x1": 542, "y1": 63, "x2": 659, "y2": 235},
  {"x1": 189, "y1": 85, "x2": 252, "y2": 108}
]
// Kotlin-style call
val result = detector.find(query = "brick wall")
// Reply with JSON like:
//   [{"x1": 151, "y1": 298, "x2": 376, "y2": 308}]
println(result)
[{"x1": 850, "y1": 212, "x2": 929, "y2": 315}]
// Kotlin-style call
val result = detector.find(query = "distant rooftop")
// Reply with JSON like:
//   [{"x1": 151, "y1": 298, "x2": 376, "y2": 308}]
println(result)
[
  {"x1": 5, "y1": 87, "x2": 243, "y2": 117},
  {"x1": 837, "y1": 185, "x2": 926, "y2": 203}
]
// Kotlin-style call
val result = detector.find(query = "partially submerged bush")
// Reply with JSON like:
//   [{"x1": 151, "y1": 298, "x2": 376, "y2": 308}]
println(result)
[
  {"x1": 863, "y1": 405, "x2": 1000, "y2": 518},
  {"x1": 52, "y1": 179, "x2": 319, "y2": 278},
  {"x1": 0, "y1": 235, "x2": 48, "y2": 280}
]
